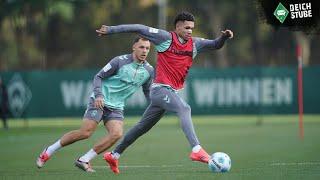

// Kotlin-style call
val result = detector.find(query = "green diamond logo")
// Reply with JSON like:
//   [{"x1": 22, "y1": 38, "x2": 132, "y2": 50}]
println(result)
[{"x1": 273, "y1": 3, "x2": 289, "y2": 23}]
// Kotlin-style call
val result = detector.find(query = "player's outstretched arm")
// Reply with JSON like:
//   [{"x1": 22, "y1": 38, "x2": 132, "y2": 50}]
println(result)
[
  {"x1": 96, "y1": 24, "x2": 170, "y2": 45},
  {"x1": 194, "y1": 29, "x2": 234, "y2": 53}
]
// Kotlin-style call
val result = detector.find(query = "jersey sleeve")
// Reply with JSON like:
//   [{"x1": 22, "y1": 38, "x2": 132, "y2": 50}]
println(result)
[
  {"x1": 192, "y1": 36, "x2": 229, "y2": 58},
  {"x1": 92, "y1": 57, "x2": 121, "y2": 98},
  {"x1": 142, "y1": 63, "x2": 154, "y2": 103},
  {"x1": 107, "y1": 24, "x2": 171, "y2": 45}
]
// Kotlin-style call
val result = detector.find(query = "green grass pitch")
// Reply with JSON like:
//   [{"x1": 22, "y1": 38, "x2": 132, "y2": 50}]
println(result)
[{"x1": 0, "y1": 115, "x2": 320, "y2": 180}]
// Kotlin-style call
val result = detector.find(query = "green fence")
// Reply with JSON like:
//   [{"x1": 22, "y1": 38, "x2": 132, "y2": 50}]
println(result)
[{"x1": 1, "y1": 66, "x2": 319, "y2": 118}]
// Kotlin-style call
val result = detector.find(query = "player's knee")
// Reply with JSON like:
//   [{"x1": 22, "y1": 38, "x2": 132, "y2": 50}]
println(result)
[{"x1": 110, "y1": 131, "x2": 123, "y2": 140}]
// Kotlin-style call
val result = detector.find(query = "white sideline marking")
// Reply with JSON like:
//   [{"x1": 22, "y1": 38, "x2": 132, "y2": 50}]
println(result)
[
  {"x1": 93, "y1": 164, "x2": 183, "y2": 169},
  {"x1": 270, "y1": 162, "x2": 320, "y2": 166}
]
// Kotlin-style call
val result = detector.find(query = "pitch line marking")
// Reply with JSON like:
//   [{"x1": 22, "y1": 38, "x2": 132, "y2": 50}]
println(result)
[
  {"x1": 93, "y1": 164, "x2": 184, "y2": 168},
  {"x1": 270, "y1": 162, "x2": 320, "y2": 166}
]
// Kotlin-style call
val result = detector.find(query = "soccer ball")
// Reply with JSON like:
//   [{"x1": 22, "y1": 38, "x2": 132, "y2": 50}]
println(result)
[{"x1": 208, "y1": 152, "x2": 231, "y2": 173}]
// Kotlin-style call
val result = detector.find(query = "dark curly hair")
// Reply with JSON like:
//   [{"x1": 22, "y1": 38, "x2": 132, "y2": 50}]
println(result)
[{"x1": 174, "y1": 11, "x2": 195, "y2": 26}]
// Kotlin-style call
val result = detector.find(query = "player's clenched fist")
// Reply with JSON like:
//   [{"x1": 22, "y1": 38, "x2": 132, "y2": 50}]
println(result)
[
  {"x1": 94, "y1": 96, "x2": 105, "y2": 110},
  {"x1": 221, "y1": 30, "x2": 233, "y2": 39}
]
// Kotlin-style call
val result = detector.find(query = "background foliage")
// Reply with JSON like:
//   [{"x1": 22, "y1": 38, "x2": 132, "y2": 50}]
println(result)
[{"x1": 0, "y1": 0, "x2": 319, "y2": 70}]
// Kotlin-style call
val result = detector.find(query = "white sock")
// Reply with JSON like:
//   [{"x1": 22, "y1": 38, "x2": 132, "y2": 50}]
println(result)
[
  {"x1": 79, "y1": 149, "x2": 98, "y2": 162},
  {"x1": 46, "y1": 140, "x2": 62, "y2": 156},
  {"x1": 111, "y1": 151, "x2": 121, "y2": 159},
  {"x1": 192, "y1": 145, "x2": 202, "y2": 153}
]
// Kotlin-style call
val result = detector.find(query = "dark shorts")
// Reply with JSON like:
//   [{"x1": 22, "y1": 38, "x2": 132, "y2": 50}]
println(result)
[{"x1": 83, "y1": 98, "x2": 124, "y2": 124}]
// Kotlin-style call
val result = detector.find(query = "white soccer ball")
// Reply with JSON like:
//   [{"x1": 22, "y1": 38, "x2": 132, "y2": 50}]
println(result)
[{"x1": 208, "y1": 152, "x2": 231, "y2": 173}]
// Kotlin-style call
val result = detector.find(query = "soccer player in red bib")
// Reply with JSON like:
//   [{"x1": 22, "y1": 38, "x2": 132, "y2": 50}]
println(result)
[{"x1": 96, "y1": 11, "x2": 233, "y2": 174}]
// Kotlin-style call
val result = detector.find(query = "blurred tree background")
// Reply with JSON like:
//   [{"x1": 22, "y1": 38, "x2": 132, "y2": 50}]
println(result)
[{"x1": 0, "y1": 0, "x2": 319, "y2": 71}]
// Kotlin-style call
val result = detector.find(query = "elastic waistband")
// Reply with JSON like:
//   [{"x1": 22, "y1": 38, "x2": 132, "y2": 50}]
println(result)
[{"x1": 152, "y1": 83, "x2": 180, "y2": 92}]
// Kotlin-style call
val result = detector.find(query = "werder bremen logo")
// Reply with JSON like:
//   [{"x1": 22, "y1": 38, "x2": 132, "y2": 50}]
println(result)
[
  {"x1": 7, "y1": 74, "x2": 32, "y2": 118},
  {"x1": 274, "y1": 3, "x2": 289, "y2": 23}
]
